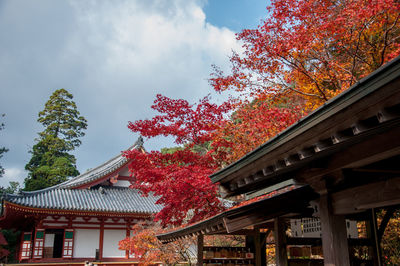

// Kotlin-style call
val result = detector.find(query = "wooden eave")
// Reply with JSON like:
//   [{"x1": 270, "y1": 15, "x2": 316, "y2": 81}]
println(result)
[
  {"x1": 211, "y1": 56, "x2": 400, "y2": 197},
  {"x1": 1, "y1": 201, "x2": 153, "y2": 219},
  {"x1": 156, "y1": 185, "x2": 317, "y2": 243}
]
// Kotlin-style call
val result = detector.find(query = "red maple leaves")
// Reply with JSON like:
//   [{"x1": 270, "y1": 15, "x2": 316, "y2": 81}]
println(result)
[{"x1": 125, "y1": 95, "x2": 230, "y2": 226}]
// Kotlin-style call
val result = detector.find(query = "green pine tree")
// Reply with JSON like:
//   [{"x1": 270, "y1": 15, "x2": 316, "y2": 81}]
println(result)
[{"x1": 24, "y1": 89, "x2": 87, "y2": 191}]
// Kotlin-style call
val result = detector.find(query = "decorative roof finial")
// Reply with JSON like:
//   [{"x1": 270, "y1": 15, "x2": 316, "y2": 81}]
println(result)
[{"x1": 135, "y1": 135, "x2": 144, "y2": 149}]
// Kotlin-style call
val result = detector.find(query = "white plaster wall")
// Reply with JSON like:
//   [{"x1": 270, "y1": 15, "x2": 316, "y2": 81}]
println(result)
[
  {"x1": 102, "y1": 230, "x2": 126, "y2": 258},
  {"x1": 43, "y1": 223, "x2": 68, "y2": 227},
  {"x1": 72, "y1": 224, "x2": 100, "y2": 228},
  {"x1": 113, "y1": 180, "x2": 131, "y2": 187},
  {"x1": 105, "y1": 218, "x2": 124, "y2": 224},
  {"x1": 119, "y1": 167, "x2": 130, "y2": 176},
  {"x1": 44, "y1": 215, "x2": 55, "y2": 221},
  {"x1": 73, "y1": 229, "x2": 99, "y2": 258},
  {"x1": 44, "y1": 234, "x2": 54, "y2": 247}
]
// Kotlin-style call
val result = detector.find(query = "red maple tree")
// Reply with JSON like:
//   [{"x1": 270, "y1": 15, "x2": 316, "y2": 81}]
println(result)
[{"x1": 124, "y1": 94, "x2": 231, "y2": 226}]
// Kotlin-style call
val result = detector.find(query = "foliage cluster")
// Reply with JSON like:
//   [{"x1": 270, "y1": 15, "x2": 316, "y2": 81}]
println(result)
[
  {"x1": 380, "y1": 209, "x2": 400, "y2": 265},
  {"x1": 119, "y1": 223, "x2": 196, "y2": 265},
  {"x1": 24, "y1": 89, "x2": 87, "y2": 191},
  {"x1": 0, "y1": 230, "x2": 19, "y2": 263},
  {"x1": 125, "y1": 95, "x2": 230, "y2": 226}
]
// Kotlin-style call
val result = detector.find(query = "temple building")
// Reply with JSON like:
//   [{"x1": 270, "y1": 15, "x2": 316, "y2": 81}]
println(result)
[{"x1": 0, "y1": 138, "x2": 161, "y2": 264}]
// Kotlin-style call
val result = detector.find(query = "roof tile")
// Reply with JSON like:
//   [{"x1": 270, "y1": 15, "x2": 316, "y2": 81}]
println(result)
[{"x1": 6, "y1": 187, "x2": 162, "y2": 214}]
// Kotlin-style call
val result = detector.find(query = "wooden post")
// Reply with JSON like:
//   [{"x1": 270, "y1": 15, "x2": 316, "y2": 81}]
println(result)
[
  {"x1": 261, "y1": 231, "x2": 269, "y2": 266},
  {"x1": 125, "y1": 225, "x2": 130, "y2": 259},
  {"x1": 371, "y1": 209, "x2": 382, "y2": 266},
  {"x1": 99, "y1": 220, "x2": 104, "y2": 260},
  {"x1": 197, "y1": 234, "x2": 203, "y2": 266},
  {"x1": 254, "y1": 229, "x2": 262, "y2": 266},
  {"x1": 274, "y1": 218, "x2": 288, "y2": 266},
  {"x1": 319, "y1": 194, "x2": 350, "y2": 266}
]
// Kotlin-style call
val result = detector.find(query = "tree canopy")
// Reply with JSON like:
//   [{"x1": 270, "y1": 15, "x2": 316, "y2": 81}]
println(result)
[
  {"x1": 210, "y1": 0, "x2": 400, "y2": 111},
  {"x1": 24, "y1": 89, "x2": 87, "y2": 191}
]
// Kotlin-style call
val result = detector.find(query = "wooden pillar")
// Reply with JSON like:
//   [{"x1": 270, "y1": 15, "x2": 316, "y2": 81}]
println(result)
[
  {"x1": 197, "y1": 234, "x2": 203, "y2": 266},
  {"x1": 274, "y1": 218, "x2": 288, "y2": 266},
  {"x1": 99, "y1": 220, "x2": 104, "y2": 260},
  {"x1": 319, "y1": 194, "x2": 350, "y2": 266},
  {"x1": 261, "y1": 231, "x2": 269, "y2": 266},
  {"x1": 254, "y1": 229, "x2": 262, "y2": 266},
  {"x1": 370, "y1": 209, "x2": 382, "y2": 266},
  {"x1": 125, "y1": 225, "x2": 130, "y2": 259}
]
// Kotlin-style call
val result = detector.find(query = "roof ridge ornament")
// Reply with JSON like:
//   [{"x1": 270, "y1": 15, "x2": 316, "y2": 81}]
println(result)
[{"x1": 134, "y1": 135, "x2": 144, "y2": 149}]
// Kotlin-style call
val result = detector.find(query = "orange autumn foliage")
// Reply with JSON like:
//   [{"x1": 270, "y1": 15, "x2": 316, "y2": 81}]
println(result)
[
  {"x1": 211, "y1": 0, "x2": 400, "y2": 112},
  {"x1": 119, "y1": 223, "x2": 196, "y2": 265},
  {"x1": 210, "y1": 99, "x2": 305, "y2": 165}
]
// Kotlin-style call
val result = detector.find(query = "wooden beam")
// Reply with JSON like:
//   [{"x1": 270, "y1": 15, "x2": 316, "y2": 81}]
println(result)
[
  {"x1": 319, "y1": 194, "x2": 350, "y2": 266},
  {"x1": 300, "y1": 125, "x2": 400, "y2": 183},
  {"x1": 223, "y1": 208, "x2": 291, "y2": 234},
  {"x1": 208, "y1": 229, "x2": 255, "y2": 236},
  {"x1": 286, "y1": 237, "x2": 372, "y2": 246},
  {"x1": 351, "y1": 168, "x2": 400, "y2": 174},
  {"x1": 223, "y1": 187, "x2": 317, "y2": 233},
  {"x1": 332, "y1": 177, "x2": 400, "y2": 214},
  {"x1": 274, "y1": 218, "x2": 288, "y2": 266},
  {"x1": 197, "y1": 234, "x2": 203, "y2": 266}
]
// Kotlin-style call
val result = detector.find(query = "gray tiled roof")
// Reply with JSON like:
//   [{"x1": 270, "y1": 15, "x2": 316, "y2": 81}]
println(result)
[
  {"x1": 3, "y1": 137, "x2": 161, "y2": 214},
  {"x1": 5, "y1": 187, "x2": 162, "y2": 214},
  {"x1": 22, "y1": 137, "x2": 144, "y2": 192},
  {"x1": 58, "y1": 137, "x2": 144, "y2": 189},
  {"x1": 58, "y1": 151, "x2": 129, "y2": 189}
]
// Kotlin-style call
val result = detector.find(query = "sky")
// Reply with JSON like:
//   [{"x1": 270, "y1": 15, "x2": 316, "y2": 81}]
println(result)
[{"x1": 0, "y1": 0, "x2": 269, "y2": 187}]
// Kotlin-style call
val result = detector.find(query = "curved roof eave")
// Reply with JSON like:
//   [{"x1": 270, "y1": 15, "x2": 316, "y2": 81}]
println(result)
[{"x1": 17, "y1": 137, "x2": 144, "y2": 195}]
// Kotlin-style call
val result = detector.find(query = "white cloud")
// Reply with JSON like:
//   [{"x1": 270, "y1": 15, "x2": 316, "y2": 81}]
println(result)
[
  {"x1": 65, "y1": 0, "x2": 240, "y2": 95},
  {"x1": 0, "y1": 0, "x2": 241, "y2": 174},
  {"x1": 1, "y1": 167, "x2": 26, "y2": 187}
]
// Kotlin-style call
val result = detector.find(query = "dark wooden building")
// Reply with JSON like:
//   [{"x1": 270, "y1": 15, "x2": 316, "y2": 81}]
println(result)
[{"x1": 158, "y1": 56, "x2": 400, "y2": 266}]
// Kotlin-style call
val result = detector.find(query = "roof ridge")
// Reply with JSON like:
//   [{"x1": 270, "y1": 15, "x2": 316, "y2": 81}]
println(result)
[{"x1": 18, "y1": 138, "x2": 144, "y2": 195}]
